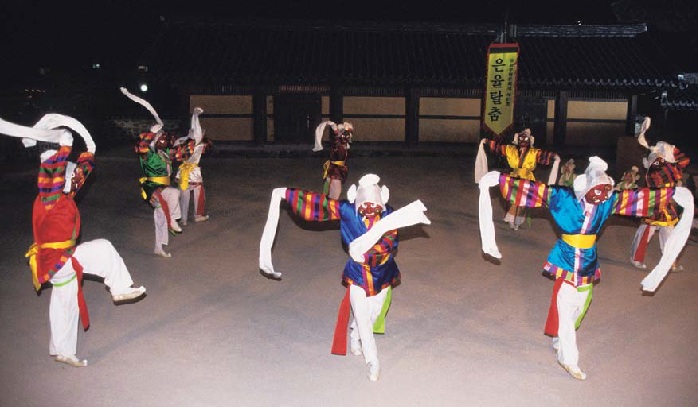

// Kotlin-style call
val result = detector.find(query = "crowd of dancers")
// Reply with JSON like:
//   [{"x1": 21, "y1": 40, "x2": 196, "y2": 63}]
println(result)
[{"x1": 0, "y1": 94, "x2": 694, "y2": 382}]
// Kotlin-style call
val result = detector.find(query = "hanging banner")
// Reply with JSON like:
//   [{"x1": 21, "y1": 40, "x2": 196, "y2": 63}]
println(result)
[{"x1": 482, "y1": 43, "x2": 519, "y2": 137}]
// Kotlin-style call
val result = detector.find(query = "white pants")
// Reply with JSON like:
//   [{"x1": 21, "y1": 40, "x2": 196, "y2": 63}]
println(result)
[
  {"x1": 556, "y1": 282, "x2": 591, "y2": 368},
  {"x1": 48, "y1": 239, "x2": 136, "y2": 357},
  {"x1": 327, "y1": 178, "x2": 342, "y2": 200},
  {"x1": 630, "y1": 223, "x2": 672, "y2": 263},
  {"x1": 153, "y1": 186, "x2": 181, "y2": 250},
  {"x1": 179, "y1": 182, "x2": 205, "y2": 223},
  {"x1": 503, "y1": 205, "x2": 526, "y2": 226},
  {"x1": 349, "y1": 285, "x2": 389, "y2": 365}
]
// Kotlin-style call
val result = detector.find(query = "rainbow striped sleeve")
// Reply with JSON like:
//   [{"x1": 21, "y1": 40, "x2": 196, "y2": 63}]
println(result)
[
  {"x1": 37, "y1": 145, "x2": 72, "y2": 204},
  {"x1": 485, "y1": 136, "x2": 507, "y2": 157},
  {"x1": 364, "y1": 229, "x2": 397, "y2": 267},
  {"x1": 676, "y1": 149, "x2": 690, "y2": 171},
  {"x1": 71, "y1": 152, "x2": 95, "y2": 193},
  {"x1": 612, "y1": 188, "x2": 675, "y2": 217},
  {"x1": 498, "y1": 174, "x2": 550, "y2": 208},
  {"x1": 285, "y1": 188, "x2": 341, "y2": 222},
  {"x1": 536, "y1": 149, "x2": 557, "y2": 166}
]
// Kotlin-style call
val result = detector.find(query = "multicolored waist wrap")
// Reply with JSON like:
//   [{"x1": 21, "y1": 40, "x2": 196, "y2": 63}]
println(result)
[
  {"x1": 25, "y1": 239, "x2": 76, "y2": 291},
  {"x1": 323, "y1": 160, "x2": 346, "y2": 179},
  {"x1": 139, "y1": 176, "x2": 170, "y2": 199}
]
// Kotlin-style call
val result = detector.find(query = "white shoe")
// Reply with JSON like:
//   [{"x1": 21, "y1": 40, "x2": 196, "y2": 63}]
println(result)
[
  {"x1": 55, "y1": 354, "x2": 87, "y2": 367},
  {"x1": 509, "y1": 221, "x2": 518, "y2": 230},
  {"x1": 170, "y1": 222, "x2": 182, "y2": 233},
  {"x1": 154, "y1": 248, "x2": 172, "y2": 258},
  {"x1": 368, "y1": 361, "x2": 380, "y2": 382},
  {"x1": 630, "y1": 259, "x2": 647, "y2": 269},
  {"x1": 113, "y1": 286, "x2": 146, "y2": 303},
  {"x1": 558, "y1": 361, "x2": 586, "y2": 381},
  {"x1": 671, "y1": 264, "x2": 684, "y2": 272},
  {"x1": 552, "y1": 337, "x2": 560, "y2": 352},
  {"x1": 194, "y1": 215, "x2": 209, "y2": 223}
]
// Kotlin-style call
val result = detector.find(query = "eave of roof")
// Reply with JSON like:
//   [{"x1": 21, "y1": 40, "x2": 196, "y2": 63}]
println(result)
[{"x1": 141, "y1": 18, "x2": 680, "y2": 91}]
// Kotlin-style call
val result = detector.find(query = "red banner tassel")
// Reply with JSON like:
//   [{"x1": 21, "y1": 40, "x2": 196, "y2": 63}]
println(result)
[
  {"x1": 71, "y1": 257, "x2": 90, "y2": 331},
  {"x1": 330, "y1": 286, "x2": 351, "y2": 355},
  {"x1": 544, "y1": 278, "x2": 564, "y2": 337}
]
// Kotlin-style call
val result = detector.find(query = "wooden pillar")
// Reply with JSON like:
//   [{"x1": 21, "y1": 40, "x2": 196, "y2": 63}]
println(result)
[
  {"x1": 405, "y1": 87, "x2": 420, "y2": 146},
  {"x1": 330, "y1": 84, "x2": 343, "y2": 123},
  {"x1": 253, "y1": 87, "x2": 268, "y2": 144},
  {"x1": 626, "y1": 94, "x2": 638, "y2": 136},
  {"x1": 553, "y1": 91, "x2": 568, "y2": 148}
]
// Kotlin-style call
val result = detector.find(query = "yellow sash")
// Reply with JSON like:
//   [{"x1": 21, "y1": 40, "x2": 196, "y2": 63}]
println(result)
[
  {"x1": 25, "y1": 239, "x2": 76, "y2": 291},
  {"x1": 505, "y1": 145, "x2": 537, "y2": 180},
  {"x1": 322, "y1": 160, "x2": 346, "y2": 179},
  {"x1": 178, "y1": 163, "x2": 198, "y2": 190},
  {"x1": 139, "y1": 176, "x2": 170, "y2": 199},
  {"x1": 510, "y1": 167, "x2": 534, "y2": 179},
  {"x1": 561, "y1": 234, "x2": 596, "y2": 249}
]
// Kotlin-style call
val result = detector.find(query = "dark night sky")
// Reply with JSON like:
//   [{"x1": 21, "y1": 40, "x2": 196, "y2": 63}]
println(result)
[
  {"x1": 0, "y1": 1, "x2": 615, "y2": 66},
  {"x1": 0, "y1": 0, "x2": 694, "y2": 81}
]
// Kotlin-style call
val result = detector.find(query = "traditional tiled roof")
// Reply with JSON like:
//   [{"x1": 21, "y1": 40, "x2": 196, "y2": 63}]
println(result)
[
  {"x1": 664, "y1": 73, "x2": 698, "y2": 110},
  {"x1": 141, "y1": 18, "x2": 681, "y2": 93}
]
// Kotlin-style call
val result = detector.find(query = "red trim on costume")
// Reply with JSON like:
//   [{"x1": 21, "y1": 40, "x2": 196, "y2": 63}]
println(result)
[
  {"x1": 71, "y1": 257, "x2": 90, "y2": 331},
  {"x1": 633, "y1": 225, "x2": 652, "y2": 263},
  {"x1": 331, "y1": 286, "x2": 351, "y2": 355},
  {"x1": 153, "y1": 190, "x2": 173, "y2": 230},
  {"x1": 544, "y1": 278, "x2": 564, "y2": 336},
  {"x1": 196, "y1": 185, "x2": 206, "y2": 216}
]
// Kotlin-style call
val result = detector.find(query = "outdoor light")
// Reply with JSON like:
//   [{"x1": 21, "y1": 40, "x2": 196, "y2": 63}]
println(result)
[
  {"x1": 92, "y1": 63, "x2": 101, "y2": 69},
  {"x1": 140, "y1": 83, "x2": 149, "y2": 92}
]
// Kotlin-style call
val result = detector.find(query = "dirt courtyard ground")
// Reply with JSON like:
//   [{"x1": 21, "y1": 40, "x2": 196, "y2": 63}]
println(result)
[{"x1": 1, "y1": 145, "x2": 696, "y2": 406}]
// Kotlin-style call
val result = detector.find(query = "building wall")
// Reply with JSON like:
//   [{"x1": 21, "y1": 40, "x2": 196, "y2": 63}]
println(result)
[
  {"x1": 547, "y1": 99, "x2": 627, "y2": 146},
  {"x1": 419, "y1": 97, "x2": 481, "y2": 142},
  {"x1": 343, "y1": 96, "x2": 405, "y2": 142},
  {"x1": 189, "y1": 93, "x2": 629, "y2": 146},
  {"x1": 190, "y1": 95, "x2": 254, "y2": 141}
]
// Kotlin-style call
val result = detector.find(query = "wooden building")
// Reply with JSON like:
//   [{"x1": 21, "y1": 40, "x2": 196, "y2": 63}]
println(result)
[{"x1": 139, "y1": 18, "x2": 688, "y2": 152}]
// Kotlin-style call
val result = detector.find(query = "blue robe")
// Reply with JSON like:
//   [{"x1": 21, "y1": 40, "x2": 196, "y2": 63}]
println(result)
[{"x1": 339, "y1": 201, "x2": 400, "y2": 295}]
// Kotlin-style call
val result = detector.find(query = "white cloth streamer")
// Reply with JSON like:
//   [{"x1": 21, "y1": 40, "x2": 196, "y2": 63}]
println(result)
[
  {"x1": 348, "y1": 200, "x2": 431, "y2": 262},
  {"x1": 640, "y1": 187, "x2": 694, "y2": 292},
  {"x1": 478, "y1": 171, "x2": 502, "y2": 258}
]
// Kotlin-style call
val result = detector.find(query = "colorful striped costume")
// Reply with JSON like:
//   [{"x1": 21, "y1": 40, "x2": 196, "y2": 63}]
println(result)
[
  {"x1": 486, "y1": 136, "x2": 558, "y2": 228},
  {"x1": 176, "y1": 138, "x2": 210, "y2": 223},
  {"x1": 135, "y1": 132, "x2": 196, "y2": 202},
  {"x1": 284, "y1": 188, "x2": 400, "y2": 295},
  {"x1": 495, "y1": 172, "x2": 679, "y2": 378},
  {"x1": 31, "y1": 145, "x2": 93, "y2": 288},
  {"x1": 135, "y1": 131, "x2": 198, "y2": 255},
  {"x1": 498, "y1": 173, "x2": 676, "y2": 285},
  {"x1": 631, "y1": 147, "x2": 690, "y2": 266},
  {"x1": 486, "y1": 137, "x2": 558, "y2": 181},
  {"x1": 28, "y1": 144, "x2": 145, "y2": 363}
]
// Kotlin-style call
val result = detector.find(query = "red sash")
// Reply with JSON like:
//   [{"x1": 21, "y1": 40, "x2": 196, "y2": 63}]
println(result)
[
  {"x1": 544, "y1": 278, "x2": 564, "y2": 336},
  {"x1": 330, "y1": 286, "x2": 351, "y2": 355},
  {"x1": 71, "y1": 257, "x2": 90, "y2": 331}
]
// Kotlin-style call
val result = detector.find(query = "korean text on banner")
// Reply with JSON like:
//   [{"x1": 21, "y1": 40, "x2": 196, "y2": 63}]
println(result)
[{"x1": 483, "y1": 43, "x2": 519, "y2": 137}]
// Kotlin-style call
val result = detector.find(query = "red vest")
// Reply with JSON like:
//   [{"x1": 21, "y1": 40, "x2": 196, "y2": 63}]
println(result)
[{"x1": 32, "y1": 195, "x2": 80, "y2": 284}]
